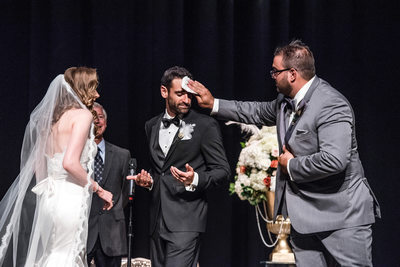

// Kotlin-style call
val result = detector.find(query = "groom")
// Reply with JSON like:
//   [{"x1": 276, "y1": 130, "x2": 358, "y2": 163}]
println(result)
[{"x1": 130, "y1": 66, "x2": 230, "y2": 267}]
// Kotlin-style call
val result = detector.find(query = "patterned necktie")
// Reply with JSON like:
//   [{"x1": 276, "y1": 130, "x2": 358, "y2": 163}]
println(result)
[
  {"x1": 94, "y1": 147, "x2": 104, "y2": 183},
  {"x1": 284, "y1": 97, "x2": 296, "y2": 134},
  {"x1": 279, "y1": 98, "x2": 306, "y2": 145},
  {"x1": 283, "y1": 97, "x2": 296, "y2": 114},
  {"x1": 284, "y1": 99, "x2": 306, "y2": 148}
]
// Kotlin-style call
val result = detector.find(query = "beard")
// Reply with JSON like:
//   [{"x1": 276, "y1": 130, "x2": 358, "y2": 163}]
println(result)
[
  {"x1": 276, "y1": 78, "x2": 293, "y2": 97},
  {"x1": 167, "y1": 98, "x2": 191, "y2": 116}
]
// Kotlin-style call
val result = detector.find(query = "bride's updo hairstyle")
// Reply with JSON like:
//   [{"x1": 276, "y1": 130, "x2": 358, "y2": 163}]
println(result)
[
  {"x1": 64, "y1": 66, "x2": 99, "y2": 109},
  {"x1": 52, "y1": 67, "x2": 99, "y2": 124},
  {"x1": 60, "y1": 67, "x2": 99, "y2": 127}
]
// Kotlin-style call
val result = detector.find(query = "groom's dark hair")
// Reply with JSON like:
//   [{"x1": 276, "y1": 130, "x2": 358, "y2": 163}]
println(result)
[{"x1": 161, "y1": 66, "x2": 193, "y2": 90}]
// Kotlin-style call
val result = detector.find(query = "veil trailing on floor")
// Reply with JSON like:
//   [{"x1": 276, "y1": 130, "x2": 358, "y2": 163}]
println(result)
[{"x1": 0, "y1": 74, "x2": 95, "y2": 266}]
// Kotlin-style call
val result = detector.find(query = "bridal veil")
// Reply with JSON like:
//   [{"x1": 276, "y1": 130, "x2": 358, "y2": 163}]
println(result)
[{"x1": 0, "y1": 74, "x2": 95, "y2": 266}]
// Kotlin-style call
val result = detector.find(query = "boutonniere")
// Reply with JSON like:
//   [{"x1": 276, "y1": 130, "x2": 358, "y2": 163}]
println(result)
[
  {"x1": 293, "y1": 102, "x2": 307, "y2": 123},
  {"x1": 178, "y1": 121, "x2": 196, "y2": 140}
]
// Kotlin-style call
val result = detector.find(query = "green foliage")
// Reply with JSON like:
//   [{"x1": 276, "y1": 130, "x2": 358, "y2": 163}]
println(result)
[
  {"x1": 229, "y1": 182, "x2": 236, "y2": 195},
  {"x1": 240, "y1": 187, "x2": 267, "y2": 206},
  {"x1": 229, "y1": 175, "x2": 267, "y2": 206}
]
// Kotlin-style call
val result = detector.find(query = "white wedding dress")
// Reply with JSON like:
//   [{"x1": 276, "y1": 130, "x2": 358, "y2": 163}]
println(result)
[
  {"x1": 0, "y1": 75, "x2": 97, "y2": 267},
  {"x1": 28, "y1": 139, "x2": 95, "y2": 267}
]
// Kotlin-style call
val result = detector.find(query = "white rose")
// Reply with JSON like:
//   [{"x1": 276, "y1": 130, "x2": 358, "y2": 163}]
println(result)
[
  {"x1": 238, "y1": 174, "x2": 251, "y2": 187},
  {"x1": 271, "y1": 148, "x2": 279, "y2": 157}
]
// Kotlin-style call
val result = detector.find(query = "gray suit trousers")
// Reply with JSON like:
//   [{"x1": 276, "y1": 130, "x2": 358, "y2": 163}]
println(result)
[{"x1": 290, "y1": 224, "x2": 373, "y2": 267}]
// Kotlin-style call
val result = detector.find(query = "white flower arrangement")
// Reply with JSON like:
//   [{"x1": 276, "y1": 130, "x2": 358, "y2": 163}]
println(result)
[{"x1": 229, "y1": 126, "x2": 279, "y2": 206}]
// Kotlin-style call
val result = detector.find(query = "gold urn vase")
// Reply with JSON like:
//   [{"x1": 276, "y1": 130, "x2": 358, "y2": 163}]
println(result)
[{"x1": 265, "y1": 191, "x2": 295, "y2": 263}]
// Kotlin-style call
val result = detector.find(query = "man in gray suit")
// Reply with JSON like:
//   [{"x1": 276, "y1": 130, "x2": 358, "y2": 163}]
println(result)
[
  {"x1": 87, "y1": 102, "x2": 131, "y2": 267},
  {"x1": 189, "y1": 40, "x2": 380, "y2": 266}
]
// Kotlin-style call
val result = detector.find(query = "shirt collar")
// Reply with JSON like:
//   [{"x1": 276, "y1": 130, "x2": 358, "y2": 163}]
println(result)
[
  {"x1": 97, "y1": 138, "x2": 105, "y2": 153},
  {"x1": 293, "y1": 76, "x2": 315, "y2": 110},
  {"x1": 164, "y1": 109, "x2": 174, "y2": 119}
]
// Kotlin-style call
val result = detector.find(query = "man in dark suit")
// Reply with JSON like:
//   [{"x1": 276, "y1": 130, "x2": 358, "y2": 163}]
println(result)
[
  {"x1": 128, "y1": 66, "x2": 230, "y2": 267},
  {"x1": 87, "y1": 102, "x2": 131, "y2": 267},
  {"x1": 189, "y1": 40, "x2": 381, "y2": 266}
]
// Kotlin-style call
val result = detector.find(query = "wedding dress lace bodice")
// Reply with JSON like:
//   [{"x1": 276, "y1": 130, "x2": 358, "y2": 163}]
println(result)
[
  {"x1": 27, "y1": 139, "x2": 96, "y2": 267},
  {"x1": 47, "y1": 138, "x2": 94, "y2": 177},
  {"x1": 32, "y1": 139, "x2": 95, "y2": 194}
]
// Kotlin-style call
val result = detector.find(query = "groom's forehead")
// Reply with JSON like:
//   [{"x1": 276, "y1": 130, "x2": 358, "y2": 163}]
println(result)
[{"x1": 169, "y1": 78, "x2": 185, "y2": 91}]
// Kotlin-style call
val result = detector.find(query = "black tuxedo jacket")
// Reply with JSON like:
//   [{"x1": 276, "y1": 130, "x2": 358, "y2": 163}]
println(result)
[
  {"x1": 87, "y1": 141, "x2": 131, "y2": 256},
  {"x1": 146, "y1": 110, "x2": 230, "y2": 234}
]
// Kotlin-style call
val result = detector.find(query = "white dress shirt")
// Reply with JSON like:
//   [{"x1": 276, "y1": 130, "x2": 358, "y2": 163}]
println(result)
[
  {"x1": 159, "y1": 112, "x2": 180, "y2": 156},
  {"x1": 158, "y1": 110, "x2": 198, "y2": 191},
  {"x1": 286, "y1": 76, "x2": 315, "y2": 180}
]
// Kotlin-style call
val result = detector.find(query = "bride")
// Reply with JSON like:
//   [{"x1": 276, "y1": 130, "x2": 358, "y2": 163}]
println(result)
[{"x1": 0, "y1": 67, "x2": 113, "y2": 266}]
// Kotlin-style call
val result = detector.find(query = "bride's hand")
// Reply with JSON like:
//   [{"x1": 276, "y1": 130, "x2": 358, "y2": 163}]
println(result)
[{"x1": 97, "y1": 187, "x2": 113, "y2": 210}]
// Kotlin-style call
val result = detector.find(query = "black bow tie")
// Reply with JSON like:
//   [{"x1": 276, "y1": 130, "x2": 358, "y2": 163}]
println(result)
[{"x1": 162, "y1": 116, "x2": 180, "y2": 128}]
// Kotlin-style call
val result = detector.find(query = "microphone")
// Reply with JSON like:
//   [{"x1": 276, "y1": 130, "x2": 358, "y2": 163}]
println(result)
[{"x1": 128, "y1": 158, "x2": 137, "y2": 200}]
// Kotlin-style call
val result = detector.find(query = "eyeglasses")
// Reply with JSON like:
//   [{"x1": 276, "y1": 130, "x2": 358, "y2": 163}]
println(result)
[{"x1": 269, "y1": 68, "x2": 292, "y2": 79}]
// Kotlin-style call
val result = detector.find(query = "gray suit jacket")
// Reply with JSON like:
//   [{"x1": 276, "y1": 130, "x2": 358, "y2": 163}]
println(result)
[
  {"x1": 216, "y1": 76, "x2": 380, "y2": 234},
  {"x1": 87, "y1": 141, "x2": 131, "y2": 256}
]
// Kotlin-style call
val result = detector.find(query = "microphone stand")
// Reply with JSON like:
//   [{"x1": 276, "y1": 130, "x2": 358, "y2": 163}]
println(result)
[
  {"x1": 127, "y1": 158, "x2": 136, "y2": 267},
  {"x1": 127, "y1": 194, "x2": 134, "y2": 267}
]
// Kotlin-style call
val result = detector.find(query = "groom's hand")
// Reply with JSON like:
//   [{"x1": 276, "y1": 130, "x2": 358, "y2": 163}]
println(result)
[
  {"x1": 127, "y1": 169, "x2": 153, "y2": 188},
  {"x1": 187, "y1": 80, "x2": 215, "y2": 109},
  {"x1": 170, "y1": 163, "x2": 194, "y2": 186}
]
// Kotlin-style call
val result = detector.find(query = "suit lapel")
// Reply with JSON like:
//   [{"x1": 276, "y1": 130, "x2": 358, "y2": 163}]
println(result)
[
  {"x1": 276, "y1": 94, "x2": 285, "y2": 149},
  {"x1": 149, "y1": 114, "x2": 163, "y2": 169},
  {"x1": 101, "y1": 142, "x2": 113, "y2": 186},
  {"x1": 163, "y1": 130, "x2": 181, "y2": 168},
  {"x1": 285, "y1": 76, "x2": 320, "y2": 144},
  {"x1": 303, "y1": 76, "x2": 320, "y2": 104},
  {"x1": 162, "y1": 110, "x2": 193, "y2": 170}
]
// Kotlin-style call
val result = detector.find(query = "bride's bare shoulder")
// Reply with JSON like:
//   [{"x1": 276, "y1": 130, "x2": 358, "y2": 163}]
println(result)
[{"x1": 61, "y1": 108, "x2": 93, "y2": 123}]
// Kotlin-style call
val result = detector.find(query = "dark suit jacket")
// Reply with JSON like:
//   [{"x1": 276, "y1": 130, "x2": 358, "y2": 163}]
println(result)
[
  {"x1": 216, "y1": 76, "x2": 381, "y2": 234},
  {"x1": 146, "y1": 109, "x2": 230, "y2": 234},
  {"x1": 87, "y1": 141, "x2": 131, "y2": 256}
]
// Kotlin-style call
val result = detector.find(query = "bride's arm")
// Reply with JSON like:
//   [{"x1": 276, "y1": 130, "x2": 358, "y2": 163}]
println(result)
[
  {"x1": 62, "y1": 109, "x2": 113, "y2": 210},
  {"x1": 62, "y1": 109, "x2": 93, "y2": 186}
]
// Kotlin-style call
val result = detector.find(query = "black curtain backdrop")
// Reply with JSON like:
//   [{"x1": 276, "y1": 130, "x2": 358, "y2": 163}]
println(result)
[{"x1": 1, "y1": 1, "x2": 399, "y2": 266}]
